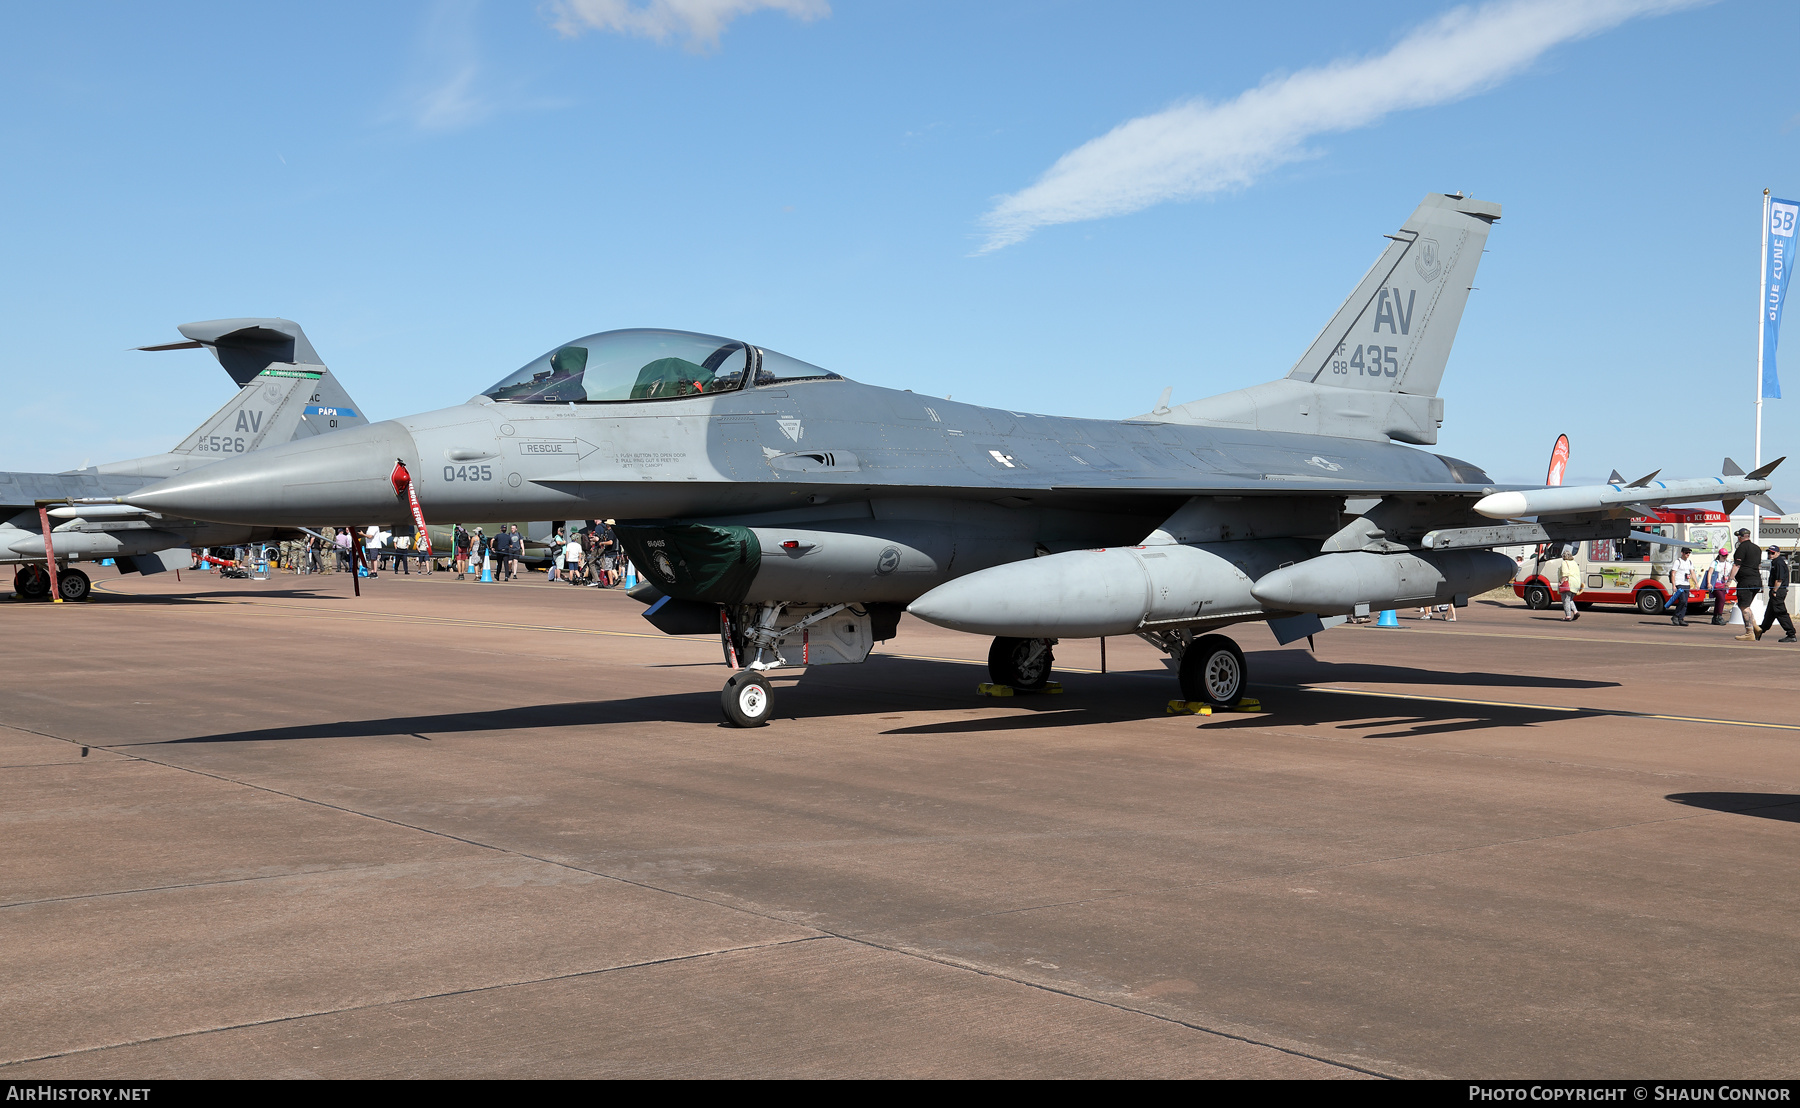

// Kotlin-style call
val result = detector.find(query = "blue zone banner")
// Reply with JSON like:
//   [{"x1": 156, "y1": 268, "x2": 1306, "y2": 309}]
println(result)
[{"x1": 1764, "y1": 197, "x2": 1798, "y2": 399}]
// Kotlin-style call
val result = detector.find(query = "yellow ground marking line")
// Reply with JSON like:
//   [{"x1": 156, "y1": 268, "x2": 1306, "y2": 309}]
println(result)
[
  {"x1": 1285, "y1": 684, "x2": 1800, "y2": 732},
  {"x1": 1391, "y1": 622, "x2": 1777, "y2": 651},
  {"x1": 91, "y1": 581, "x2": 712, "y2": 642}
]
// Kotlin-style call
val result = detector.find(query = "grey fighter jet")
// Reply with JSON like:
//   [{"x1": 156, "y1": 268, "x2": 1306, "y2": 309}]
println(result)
[
  {"x1": 114, "y1": 194, "x2": 1782, "y2": 724},
  {"x1": 2, "y1": 318, "x2": 369, "y2": 600}
]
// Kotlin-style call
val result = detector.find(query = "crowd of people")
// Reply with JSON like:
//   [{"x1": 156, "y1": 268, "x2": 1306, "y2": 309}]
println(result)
[
  {"x1": 223, "y1": 520, "x2": 628, "y2": 587},
  {"x1": 1548, "y1": 528, "x2": 1795, "y2": 641},
  {"x1": 445, "y1": 520, "x2": 623, "y2": 587}
]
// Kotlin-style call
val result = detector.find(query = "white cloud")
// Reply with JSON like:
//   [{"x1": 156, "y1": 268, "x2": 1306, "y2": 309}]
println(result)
[
  {"x1": 548, "y1": 0, "x2": 829, "y2": 50},
  {"x1": 978, "y1": 0, "x2": 1705, "y2": 252},
  {"x1": 400, "y1": 0, "x2": 493, "y2": 131}
]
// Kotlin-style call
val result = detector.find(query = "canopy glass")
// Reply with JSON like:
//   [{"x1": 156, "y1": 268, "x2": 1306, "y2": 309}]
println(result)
[{"x1": 483, "y1": 329, "x2": 841, "y2": 404}]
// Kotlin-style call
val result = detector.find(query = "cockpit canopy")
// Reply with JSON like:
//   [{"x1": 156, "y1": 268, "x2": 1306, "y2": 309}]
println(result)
[{"x1": 482, "y1": 328, "x2": 842, "y2": 404}]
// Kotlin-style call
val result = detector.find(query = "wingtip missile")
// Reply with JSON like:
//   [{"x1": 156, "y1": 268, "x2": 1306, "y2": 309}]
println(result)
[{"x1": 1474, "y1": 467, "x2": 1781, "y2": 521}]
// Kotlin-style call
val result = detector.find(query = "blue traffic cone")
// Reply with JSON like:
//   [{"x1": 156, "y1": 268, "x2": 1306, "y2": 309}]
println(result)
[
  {"x1": 480, "y1": 556, "x2": 494, "y2": 583},
  {"x1": 1376, "y1": 609, "x2": 1399, "y2": 627},
  {"x1": 623, "y1": 559, "x2": 636, "y2": 589}
]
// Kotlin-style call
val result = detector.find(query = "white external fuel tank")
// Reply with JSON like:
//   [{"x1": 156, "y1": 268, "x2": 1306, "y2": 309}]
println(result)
[
  {"x1": 1249, "y1": 549, "x2": 1515, "y2": 615},
  {"x1": 906, "y1": 539, "x2": 1315, "y2": 639}
]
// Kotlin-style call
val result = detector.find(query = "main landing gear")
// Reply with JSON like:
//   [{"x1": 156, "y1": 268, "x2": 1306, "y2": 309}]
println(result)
[
  {"x1": 12, "y1": 565, "x2": 88, "y2": 601},
  {"x1": 985, "y1": 631, "x2": 1248, "y2": 707},
  {"x1": 1137, "y1": 628, "x2": 1250, "y2": 708},
  {"x1": 1176, "y1": 635, "x2": 1246, "y2": 707},
  {"x1": 987, "y1": 636, "x2": 1055, "y2": 692}
]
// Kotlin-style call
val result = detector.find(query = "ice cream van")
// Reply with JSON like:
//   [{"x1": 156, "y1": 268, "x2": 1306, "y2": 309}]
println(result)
[{"x1": 1513, "y1": 509, "x2": 1736, "y2": 613}]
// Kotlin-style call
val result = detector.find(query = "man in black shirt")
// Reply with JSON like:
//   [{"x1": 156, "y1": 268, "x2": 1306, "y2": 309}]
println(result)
[
  {"x1": 1732, "y1": 528, "x2": 1767, "y2": 640},
  {"x1": 1758, "y1": 544, "x2": 1795, "y2": 642}
]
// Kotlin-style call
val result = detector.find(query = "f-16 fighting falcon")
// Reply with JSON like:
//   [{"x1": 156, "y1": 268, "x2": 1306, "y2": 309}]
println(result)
[
  {"x1": 110, "y1": 194, "x2": 1783, "y2": 725},
  {"x1": 3, "y1": 318, "x2": 368, "y2": 600}
]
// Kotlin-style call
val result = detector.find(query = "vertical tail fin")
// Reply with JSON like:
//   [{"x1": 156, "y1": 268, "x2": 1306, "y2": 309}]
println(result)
[
  {"x1": 1285, "y1": 192, "x2": 1500, "y2": 398},
  {"x1": 1146, "y1": 193, "x2": 1500, "y2": 445},
  {"x1": 142, "y1": 319, "x2": 371, "y2": 456}
]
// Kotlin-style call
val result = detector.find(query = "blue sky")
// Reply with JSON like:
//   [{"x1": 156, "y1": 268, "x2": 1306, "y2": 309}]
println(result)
[{"x1": 2, "y1": 0, "x2": 1796, "y2": 489}]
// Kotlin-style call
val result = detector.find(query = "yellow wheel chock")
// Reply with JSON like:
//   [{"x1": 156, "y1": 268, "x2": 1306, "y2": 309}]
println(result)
[{"x1": 977, "y1": 682, "x2": 1063, "y2": 697}]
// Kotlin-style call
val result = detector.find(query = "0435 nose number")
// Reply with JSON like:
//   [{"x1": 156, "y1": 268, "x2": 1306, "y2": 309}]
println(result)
[{"x1": 443, "y1": 465, "x2": 493, "y2": 482}]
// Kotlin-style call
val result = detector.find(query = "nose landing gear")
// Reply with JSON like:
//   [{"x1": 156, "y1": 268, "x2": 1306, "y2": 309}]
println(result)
[{"x1": 721, "y1": 671, "x2": 774, "y2": 727}]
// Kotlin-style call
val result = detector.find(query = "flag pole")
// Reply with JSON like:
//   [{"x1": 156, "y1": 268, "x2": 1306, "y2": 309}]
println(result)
[{"x1": 1757, "y1": 188, "x2": 1770, "y2": 545}]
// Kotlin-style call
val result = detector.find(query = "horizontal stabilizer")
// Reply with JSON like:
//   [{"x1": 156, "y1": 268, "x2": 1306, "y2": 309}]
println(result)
[
  {"x1": 1724, "y1": 457, "x2": 1745, "y2": 477},
  {"x1": 1608, "y1": 469, "x2": 1625, "y2": 485},
  {"x1": 1749, "y1": 493, "x2": 1786, "y2": 514},
  {"x1": 1626, "y1": 470, "x2": 1660, "y2": 488}
]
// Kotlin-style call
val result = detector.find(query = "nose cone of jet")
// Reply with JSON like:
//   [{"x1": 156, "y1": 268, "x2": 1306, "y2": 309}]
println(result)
[{"x1": 128, "y1": 420, "x2": 422, "y2": 526}]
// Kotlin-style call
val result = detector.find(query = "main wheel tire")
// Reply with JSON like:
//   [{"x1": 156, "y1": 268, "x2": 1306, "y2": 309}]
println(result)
[
  {"x1": 16, "y1": 567, "x2": 50, "y2": 600},
  {"x1": 1636, "y1": 589, "x2": 1665, "y2": 614},
  {"x1": 721, "y1": 672, "x2": 773, "y2": 727},
  {"x1": 987, "y1": 636, "x2": 1054, "y2": 691},
  {"x1": 1179, "y1": 634, "x2": 1246, "y2": 707},
  {"x1": 1523, "y1": 585, "x2": 1552, "y2": 610},
  {"x1": 56, "y1": 569, "x2": 90, "y2": 602}
]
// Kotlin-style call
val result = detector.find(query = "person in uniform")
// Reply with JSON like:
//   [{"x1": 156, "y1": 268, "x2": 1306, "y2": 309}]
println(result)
[
  {"x1": 1732, "y1": 528, "x2": 1766, "y2": 641},
  {"x1": 1757, "y1": 544, "x2": 1795, "y2": 643}
]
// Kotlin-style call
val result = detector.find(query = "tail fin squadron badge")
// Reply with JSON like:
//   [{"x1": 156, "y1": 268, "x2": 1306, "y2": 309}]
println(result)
[{"x1": 1414, "y1": 237, "x2": 1442, "y2": 282}]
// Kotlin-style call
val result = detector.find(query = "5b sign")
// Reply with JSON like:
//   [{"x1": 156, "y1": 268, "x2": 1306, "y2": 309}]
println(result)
[{"x1": 1772, "y1": 202, "x2": 1798, "y2": 238}]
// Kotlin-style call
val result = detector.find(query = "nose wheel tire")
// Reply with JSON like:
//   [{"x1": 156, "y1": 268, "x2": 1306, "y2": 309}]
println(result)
[
  {"x1": 988, "y1": 636, "x2": 1055, "y2": 691},
  {"x1": 722, "y1": 671, "x2": 774, "y2": 728},
  {"x1": 1523, "y1": 585, "x2": 1551, "y2": 610},
  {"x1": 1636, "y1": 589, "x2": 1665, "y2": 614},
  {"x1": 1179, "y1": 634, "x2": 1246, "y2": 707},
  {"x1": 57, "y1": 569, "x2": 90, "y2": 602}
]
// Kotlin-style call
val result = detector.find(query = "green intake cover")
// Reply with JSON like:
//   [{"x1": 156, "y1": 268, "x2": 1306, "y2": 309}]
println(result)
[{"x1": 613, "y1": 520, "x2": 760, "y2": 605}]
